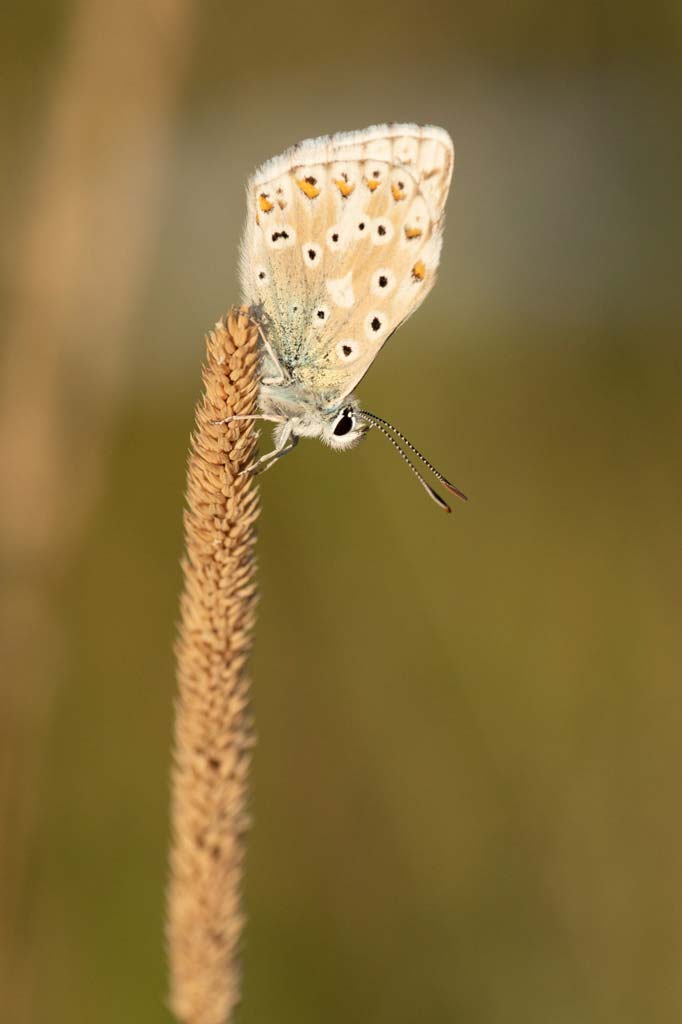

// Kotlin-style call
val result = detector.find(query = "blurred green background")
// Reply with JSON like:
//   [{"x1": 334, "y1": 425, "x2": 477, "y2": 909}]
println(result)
[{"x1": 2, "y1": 2, "x2": 681, "y2": 1022}]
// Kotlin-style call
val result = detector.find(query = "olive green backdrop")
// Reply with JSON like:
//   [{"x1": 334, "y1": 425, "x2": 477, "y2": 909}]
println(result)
[{"x1": 2, "y1": 2, "x2": 681, "y2": 1022}]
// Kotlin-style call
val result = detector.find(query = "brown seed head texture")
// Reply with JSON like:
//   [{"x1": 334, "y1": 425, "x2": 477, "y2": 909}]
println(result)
[{"x1": 168, "y1": 308, "x2": 260, "y2": 1024}]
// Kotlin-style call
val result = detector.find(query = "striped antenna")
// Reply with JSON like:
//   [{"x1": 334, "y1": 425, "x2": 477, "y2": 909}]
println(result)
[{"x1": 358, "y1": 410, "x2": 468, "y2": 511}]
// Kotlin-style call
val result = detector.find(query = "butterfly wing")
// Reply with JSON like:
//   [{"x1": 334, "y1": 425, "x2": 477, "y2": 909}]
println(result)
[{"x1": 240, "y1": 124, "x2": 453, "y2": 408}]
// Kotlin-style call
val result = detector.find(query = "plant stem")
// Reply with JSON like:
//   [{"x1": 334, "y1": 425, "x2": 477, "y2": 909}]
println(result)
[{"x1": 168, "y1": 307, "x2": 260, "y2": 1024}]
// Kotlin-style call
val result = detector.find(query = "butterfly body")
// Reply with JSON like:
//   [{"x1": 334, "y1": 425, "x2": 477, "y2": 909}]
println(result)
[
  {"x1": 258, "y1": 375, "x2": 365, "y2": 450},
  {"x1": 231, "y1": 123, "x2": 466, "y2": 509}
]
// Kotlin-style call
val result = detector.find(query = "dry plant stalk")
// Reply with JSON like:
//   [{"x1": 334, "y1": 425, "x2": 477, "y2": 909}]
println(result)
[{"x1": 168, "y1": 307, "x2": 261, "y2": 1024}]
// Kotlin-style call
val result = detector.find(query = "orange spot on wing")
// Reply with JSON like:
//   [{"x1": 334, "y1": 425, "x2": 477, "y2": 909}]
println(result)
[
  {"x1": 366, "y1": 178, "x2": 381, "y2": 191},
  {"x1": 391, "y1": 182, "x2": 407, "y2": 201},
  {"x1": 411, "y1": 260, "x2": 426, "y2": 281},
  {"x1": 258, "y1": 193, "x2": 274, "y2": 213},
  {"x1": 404, "y1": 226, "x2": 423, "y2": 240},
  {"x1": 296, "y1": 176, "x2": 321, "y2": 199},
  {"x1": 334, "y1": 177, "x2": 355, "y2": 198}
]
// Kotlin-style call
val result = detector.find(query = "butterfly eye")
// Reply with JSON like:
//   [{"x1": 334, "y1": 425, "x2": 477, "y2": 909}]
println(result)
[{"x1": 333, "y1": 409, "x2": 354, "y2": 436}]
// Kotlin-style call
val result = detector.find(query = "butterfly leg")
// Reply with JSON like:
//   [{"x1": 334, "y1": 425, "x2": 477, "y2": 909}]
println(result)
[
  {"x1": 210, "y1": 413, "x2": 285, "y2": 426},
  {"x1": 239, "y1": 424, "x2": 298, "y2": 477},
  {"x1": 251, "y1": 436, "x2": 298, "y2": 476}
]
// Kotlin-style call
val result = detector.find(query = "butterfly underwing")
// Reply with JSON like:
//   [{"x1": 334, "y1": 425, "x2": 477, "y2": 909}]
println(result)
[{"x1": 228, "y1": 123, "x2": 466, "y2": 511}]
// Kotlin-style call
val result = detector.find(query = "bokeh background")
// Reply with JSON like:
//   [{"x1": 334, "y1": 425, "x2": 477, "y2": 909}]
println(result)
[{"x1": 2, "y1": 2, "x2": 681, "y2": 1022}]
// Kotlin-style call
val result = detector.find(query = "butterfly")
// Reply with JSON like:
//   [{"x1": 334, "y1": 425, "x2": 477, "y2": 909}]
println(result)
[{"x1": 221, "y1": 123, "x2": 467, "y2": 512}]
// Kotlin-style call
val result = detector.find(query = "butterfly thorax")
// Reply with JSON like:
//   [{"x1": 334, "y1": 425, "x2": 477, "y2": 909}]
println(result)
[{"x1": 259, "y1": 379, "x2": 367, "y2": 450}]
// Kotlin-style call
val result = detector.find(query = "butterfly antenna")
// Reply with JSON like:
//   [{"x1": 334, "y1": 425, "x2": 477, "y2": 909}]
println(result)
[
  {"x1": 358, "y1": 414, "x2": 453, "y2": 513},
  {"x1": 359, "y1": 410, "x2": 468, "y2": 503}
]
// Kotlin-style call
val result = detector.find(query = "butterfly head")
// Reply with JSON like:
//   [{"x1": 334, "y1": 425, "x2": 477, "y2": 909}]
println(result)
[{"x1": 320, "y1": 403, "x2": 369, "y2": 451}]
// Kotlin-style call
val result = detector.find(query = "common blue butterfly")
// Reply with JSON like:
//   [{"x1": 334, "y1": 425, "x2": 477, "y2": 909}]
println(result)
[{"x1": 220, "y1": 123, "x2": 467, "y2": 511}]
